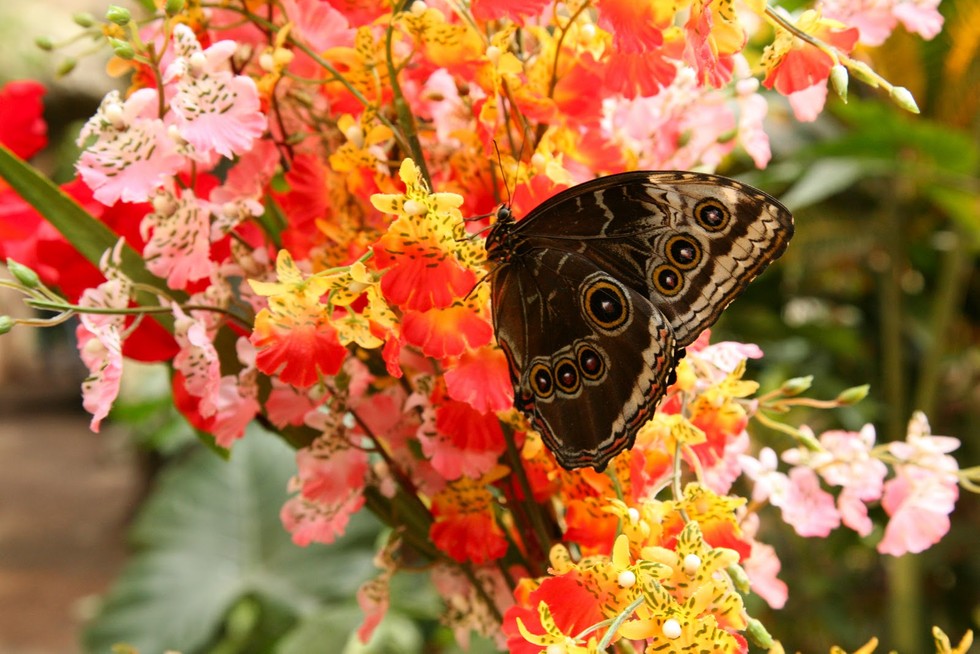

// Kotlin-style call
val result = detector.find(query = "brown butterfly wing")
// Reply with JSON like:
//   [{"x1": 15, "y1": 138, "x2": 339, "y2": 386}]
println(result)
[
  {"x1": 491, "y1": 248, "x2": 676, "y2": 470},
  {"x1": 505, "y1": 171, "x2": 794, "y2": 346}
]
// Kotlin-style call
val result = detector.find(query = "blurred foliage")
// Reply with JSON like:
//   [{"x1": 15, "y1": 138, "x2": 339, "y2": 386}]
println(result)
[{"x1": 82, "y1": 422, "x2": 500, "y2": 654}]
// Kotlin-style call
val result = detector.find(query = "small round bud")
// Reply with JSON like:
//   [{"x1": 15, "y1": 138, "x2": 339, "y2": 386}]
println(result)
[
  {"x1": 890, "y1": 86, "x2": 920, "y2": 114},
  {"x1": 35, "y1": 36, "x2": 54, "y2": 51},
  {"x1": 104, "y1": 102, "x2": 125, "y2": 129},
  {"x1": 781, "y1": 375, "x2": 813, "y2": 396},
  {"x1": 73, "y1": 12, "x2": 96, "y2": 27},
  {"x1": 258, "y1": 52, "x2": 275, "y2": 72},
  {"x1": 746, "y1": 617, "x2": 774, "y2": 649},
  {"x1": 6, "y1": 259, "x2": 41, "y2": 288},
  {"x1": 829, "y1": 64, "x2": 848, "y2": 103},
  {"x1": 663, "y1": 618, "x2": 682, "y2": 639},
  {"x1": 682, "y1": 554, "x2": 701, "y2": 576},
  {"x1": 56, "y1": 58, "x2": 78, "y2": 77},
  {"x1": 189, "y1": 51, "x2": 207, "y2": 76},
  {"x1": 344, "y1": 124, "x2": 365, "y2": 149},
  {"x1": 105, "y1": 5, "x2": 132, "y2": 25},
  {"x1": 164, "y1": 0, "x2": 185, "y2": 16},
  {"x1": 836, "y1": 384, "x2": 869, "y2": 405},
  {"x1": 109, "y1": 38, "x2": 135, "y2": 60},
  {"x1": 0, "y1": 316, "x2": 15, "y2": 335}
]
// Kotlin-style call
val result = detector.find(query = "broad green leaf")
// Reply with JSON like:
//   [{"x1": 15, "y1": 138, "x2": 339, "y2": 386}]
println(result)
[
  {"x1": 779, "y1": 158, "x2": 874, "y2": 210},
  {"x1": 82, "y1": 426, "x2": 380, "y2": 653}
]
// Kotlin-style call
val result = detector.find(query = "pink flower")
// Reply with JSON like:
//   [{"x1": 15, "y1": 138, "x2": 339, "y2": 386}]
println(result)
[
  {"x1": 878, "y1": 412, "x2": 960, "y2": 555},
  {"x1": 210, "y1": 363, "x2": 261, "y2": 448},
  {"x1": 741, "y1": 514, "x2": 788, "y2": 609},
  {"x1": 820, "y1": 0, "x2": 943, "y2": 46},
  {"x1": 733, "y1": 60, "x2": 772, "y2": 169},
  {"x1": 356, "y1": 574, "x2": 390, "y2": 643},
  {"x1": 778, "y1": 467, "x2": 841, "y2": 537},
  {"x1": 443, "y1": 346, "x2": 512, "y2": 414},
  {"x1": 140, "y1": 189, "x2": 214, "y2": 289},
  {"x1": 172, "y1": 304, "x2": 221, "y2": 418},
  {"x1": 787, "y1": 83, "x2": 829, "y2": 122},
  {"x1": 75, "y1": 246, "x2": 132, "y2": 431},
  {"x1": 280, "y1": 491, "x2": 365, "y2": 546},
  {"x1": 265, "y1": 380, "x2": 322, "y2": 428},
  {"x1": 293, "y1": 429, "x2": 369, "y2": 505},
  {"x1": 419, "y1": 398, "x2": 506, "y2": 480},
  {"x1": 164, "y1": 24, "x2": 267, "y2": 160},
  {"x1": 76, "y1": 89, "x2": 184, "y2": 205},
  {"x1": 783, "y1": 425, "x2": 886, "y2": 536},
  {"x1": 739, "y1": 447, "x2": 788, "y2": 504}
]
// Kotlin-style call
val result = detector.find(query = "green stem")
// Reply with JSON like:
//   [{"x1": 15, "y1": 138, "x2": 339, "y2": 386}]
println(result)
[
  {"x1": 385, "y1": 3, "x2": 431, "y2": 186},
  {"x1": 875, "y1": 176, "x2": 922, "y2": 653},
  {"x1": 912, "y1": 228, "x2": 971, "y2": 417}
]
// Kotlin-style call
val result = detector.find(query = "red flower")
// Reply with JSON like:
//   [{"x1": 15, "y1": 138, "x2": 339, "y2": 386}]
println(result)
[
  {"x1": 502, "y1": 574, "x2": 606, "y2": 654},
  {"x1": 762, "y1": 12, "x2": 859, "y2": 96},
  {"x1": 430, "y1": 473, "x2": 509, "y2": 564},
  {"x1": 252, "y1": 310, "x2": 348, "y2": 388},
  {"x1": 0, "y1": 80, "x2": 47, "y2": 160},
  {"x1": 443, "y1": 346, "x2": 512, "y2": 414},
  {"x1": 373, "y1": 231, "x2": 476, "y2": 311},
  {"x1": 400, "y1": 306, "x2": 493, "y2": 358}
]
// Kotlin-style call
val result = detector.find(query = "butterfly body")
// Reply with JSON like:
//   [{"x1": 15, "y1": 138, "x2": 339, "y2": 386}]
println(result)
[{"x1": 486, "y1": 171, "x2": 793, "y2": 471}]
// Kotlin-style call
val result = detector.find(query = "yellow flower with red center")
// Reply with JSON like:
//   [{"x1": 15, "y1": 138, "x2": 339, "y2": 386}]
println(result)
[{"x1": 249, "y1": 251, "x2": 348, "y2": 388}]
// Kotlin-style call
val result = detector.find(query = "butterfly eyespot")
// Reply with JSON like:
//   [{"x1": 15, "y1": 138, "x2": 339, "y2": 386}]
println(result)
[
  {"x1": 554, "y1": 359, "x2": 580, "y2": 393},
  {"x1": 693, "y1": 198, "x2": 730, "y2": 232},
  {"x1": 666, "y1": 235, "x2": 701, "y2": 270},
  {"x1": 652, "y1": 264, "x2": 683, "y2": 296},
  {"x1": 530, "y1": 362, "x2": 555, "y2": 399},
  {"x1": 581, "y1": 276, "x2": 632, "y2": 332},
  {"x1": 576, "y1": 343, "x2": 606, "y2": 382}
]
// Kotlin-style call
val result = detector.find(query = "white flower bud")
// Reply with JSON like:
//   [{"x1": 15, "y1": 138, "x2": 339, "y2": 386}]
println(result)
[{"x1": 682, "y1": 554, "x2": 702, "y2": 576}]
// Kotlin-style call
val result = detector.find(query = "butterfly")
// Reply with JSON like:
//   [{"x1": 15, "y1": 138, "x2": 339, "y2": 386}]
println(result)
[{"x1": 485, "y1": 171, "x2": 793, "y2": 471}]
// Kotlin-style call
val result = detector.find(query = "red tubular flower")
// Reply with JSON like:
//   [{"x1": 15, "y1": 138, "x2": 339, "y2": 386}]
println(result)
[
  {"x1": 430, "y1": 473, "x2": 509, "y2": 564},
  {"x1": 400, "y1": 306, "x2": 493, "y2": 358},
  {"x1": 373, "y1": 231, "x2": 477, "y2": 311},
  {"x1": 251, "y1": 309, "x2": 348, "y2": 388}
]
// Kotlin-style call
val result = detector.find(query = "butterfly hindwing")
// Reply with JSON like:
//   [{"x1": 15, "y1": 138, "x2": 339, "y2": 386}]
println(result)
[{"x1": 491, "y1": 248, "x2": 676, "y2": 470}]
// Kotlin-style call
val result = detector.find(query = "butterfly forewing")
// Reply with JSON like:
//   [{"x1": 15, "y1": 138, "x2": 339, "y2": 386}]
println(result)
[{"x1": 487, "y1": 171, "x2": 793, "y2": 470}]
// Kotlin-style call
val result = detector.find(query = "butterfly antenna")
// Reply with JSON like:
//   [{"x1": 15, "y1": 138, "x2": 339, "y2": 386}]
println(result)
[
  {"x1": 464, "y1": 266, "x2": 497, "y2": 302},
  {"x1": 492, "y1": 140, "x2": 513, "y2": 209}
]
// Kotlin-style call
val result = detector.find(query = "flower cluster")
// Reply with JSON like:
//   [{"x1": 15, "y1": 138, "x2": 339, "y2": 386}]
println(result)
[{"x1": 0, "y1": 0, "x2": 971, "y2": 652}]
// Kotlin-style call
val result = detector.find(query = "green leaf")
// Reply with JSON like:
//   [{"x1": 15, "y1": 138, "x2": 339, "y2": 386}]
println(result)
[
  {"x1": 81, "y1": 426, "x2": 380, "y2": 653},
  {"x1": 779, "y1": 158, "x2": 875, "y2": 210}
]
